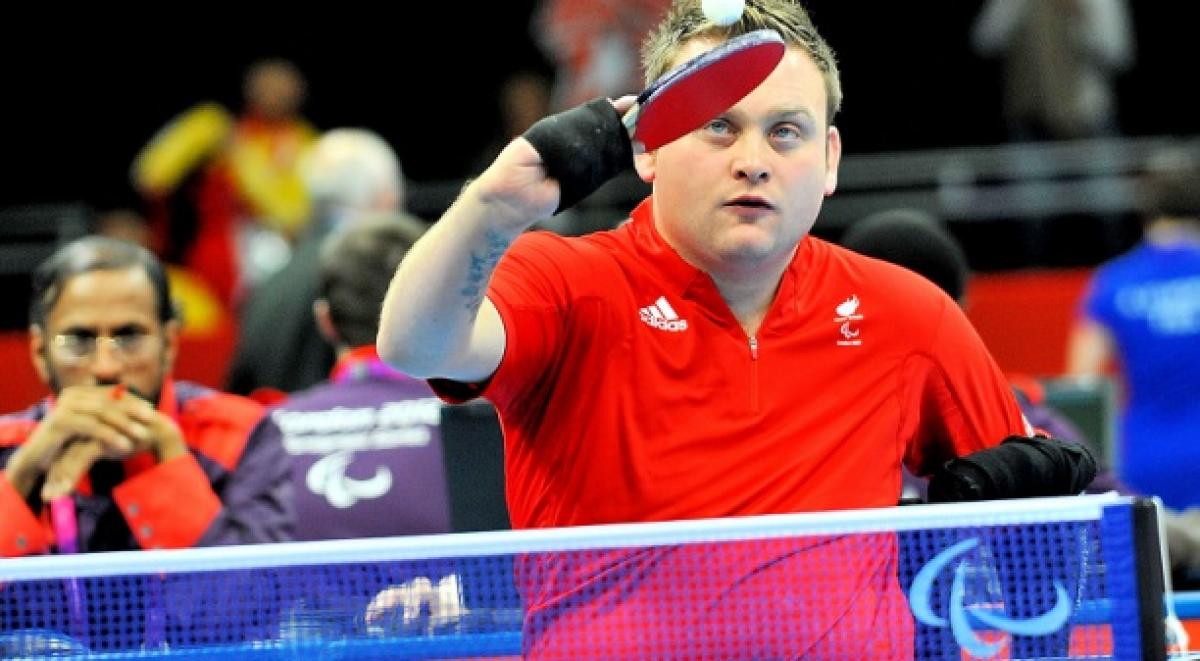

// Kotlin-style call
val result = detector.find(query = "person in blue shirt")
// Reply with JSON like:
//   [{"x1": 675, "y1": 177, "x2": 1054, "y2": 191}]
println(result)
[{"x1": 1068, "y1": 149, "x2": 1200, "y2": 512}]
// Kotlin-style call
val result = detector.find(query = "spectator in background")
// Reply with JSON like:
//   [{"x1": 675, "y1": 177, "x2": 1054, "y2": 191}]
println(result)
[
  {"x1": 1068, "y1": 149, "x2": 1200, "y2": 512},
  {"x1": 226, "y1": 129, "x2": 409, "y2": 399},
  {"x1": 261, "y1": 215, "x2": 475, "y2": 644},
  {"x1": 264, "y1": 214, "x2": 447, "y2": 540},
  {"x1": 132, "y1": 59, "x2": 317, "y2": 305},
  {"x1": 535, "y1": 0, "x2": 672, "y2": 110},
  {"x1": 0, "y1": 236, "x2": 292, "y2": 557},
  {"x1": 972, "y1": 0, "x2": 1134, "y2": 141}
]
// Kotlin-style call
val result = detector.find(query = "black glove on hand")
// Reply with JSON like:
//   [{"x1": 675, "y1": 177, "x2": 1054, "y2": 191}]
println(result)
[
  {"x1": 522, "y1": 98, "x2": 633, "y2": 213},
  {"x1": 927, "y1": 435, "x2": 1098, "y2": 503}
]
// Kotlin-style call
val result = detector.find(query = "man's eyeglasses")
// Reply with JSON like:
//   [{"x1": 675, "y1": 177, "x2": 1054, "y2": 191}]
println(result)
[{"x1": 51, "y1": 331, "x2": 154, "y2": 362}]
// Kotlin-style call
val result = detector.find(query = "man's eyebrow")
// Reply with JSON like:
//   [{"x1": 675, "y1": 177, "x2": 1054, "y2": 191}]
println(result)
[
  {"x1": 55, "y1": 323, "x2": 151, "y2": 337},
  {"x1": 769, "y1": 107, "x2": 817, "y2": 121},
  {"x1": 113, "y1": 323, "x2": 151, "y2": 335},
  {"x1": 723, "y1": 106, "x2": 817, "y2": 122}
]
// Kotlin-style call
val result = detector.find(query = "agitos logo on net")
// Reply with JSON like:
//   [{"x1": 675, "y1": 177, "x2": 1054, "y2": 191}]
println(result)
[{"x1": 908, "y1": 538, "x2": 1073, "y2": 659}]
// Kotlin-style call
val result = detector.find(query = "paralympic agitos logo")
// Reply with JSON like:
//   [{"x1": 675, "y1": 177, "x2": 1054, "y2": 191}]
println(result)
[{"x1": 908, "y1": 538, "x2": 1073, "y2": 659}]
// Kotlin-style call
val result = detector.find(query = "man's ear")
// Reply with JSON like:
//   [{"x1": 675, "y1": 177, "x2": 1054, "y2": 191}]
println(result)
[
  {"x1": 313, "y1": 299, "x2": 340, "y2": 346},
  {"x1": 161, "y1": 319, "x2": 181, "y2": 374},
  {"x1": 29, "y1": 325, "x2": 50, "y2": 385},
  {"x1": 633, "y1": 150, "x2": 657, "y2": 184},
  {"x1": 824, "y1": 125, "x2": 842, "y2": 197}
]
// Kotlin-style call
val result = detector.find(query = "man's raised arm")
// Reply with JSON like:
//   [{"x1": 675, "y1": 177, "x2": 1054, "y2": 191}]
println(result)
[{"x1": 377, "y1": 97, "x2": 635, "y2": 381}]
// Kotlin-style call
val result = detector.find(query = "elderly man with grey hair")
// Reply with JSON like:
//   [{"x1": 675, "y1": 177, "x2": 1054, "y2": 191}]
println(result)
[
  {"x1": 227, "y1": 129, "x2": 418, "y2": 397},
  {"x1": 301, "y1": 129, "x2": 406, "y2": 230}
]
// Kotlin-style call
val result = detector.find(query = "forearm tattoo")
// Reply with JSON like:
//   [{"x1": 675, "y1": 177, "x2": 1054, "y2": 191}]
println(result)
[{"x1": 460, "y1": 228, "x2": 510, "y2": 310}]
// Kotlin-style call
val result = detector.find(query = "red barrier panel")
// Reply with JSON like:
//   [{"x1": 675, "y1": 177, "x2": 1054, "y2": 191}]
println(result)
[
  {"x1": 965, "y1": 268, "x2": 1094, "y2": 377},
  {"x1": 0, "y1": 332, "x2": 47, "y2": 412}
]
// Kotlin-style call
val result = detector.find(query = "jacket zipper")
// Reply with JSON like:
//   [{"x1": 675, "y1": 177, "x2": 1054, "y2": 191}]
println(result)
[{"x1": 749, "y1": 336, "x2": 760, "y2": 412}]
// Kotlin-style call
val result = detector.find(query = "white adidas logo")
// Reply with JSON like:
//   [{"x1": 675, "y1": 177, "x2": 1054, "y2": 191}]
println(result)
[{"x1": 639, "y1": 295, "x2": 689, "y2": 332}]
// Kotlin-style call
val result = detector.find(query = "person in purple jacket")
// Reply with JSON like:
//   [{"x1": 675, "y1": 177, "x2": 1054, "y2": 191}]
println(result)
[
  {"x1": 266, "y1": 213, "x2": 450, "y2": 540},
  {"x1": 263, "y1": 213, "x2": 493, "y2": 637}
]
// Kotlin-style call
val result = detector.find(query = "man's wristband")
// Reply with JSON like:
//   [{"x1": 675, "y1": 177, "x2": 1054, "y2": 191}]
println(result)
[{"x1": 522, "y1": 98, "x2": 633, "y2": 213}]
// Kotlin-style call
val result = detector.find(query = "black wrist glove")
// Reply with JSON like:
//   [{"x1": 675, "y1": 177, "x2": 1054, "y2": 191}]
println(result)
[
  {"x1": 927, "y1": 435, "x2": 1098, "y2": 503},
  {"x1": 522, "y1": 98, "x2": 633, "y2": 213}
]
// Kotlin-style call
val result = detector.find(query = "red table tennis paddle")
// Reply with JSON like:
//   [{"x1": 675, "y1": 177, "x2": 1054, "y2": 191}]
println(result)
[{"x1": 623, "y1": 29, "x2": 786, "y2": 151}]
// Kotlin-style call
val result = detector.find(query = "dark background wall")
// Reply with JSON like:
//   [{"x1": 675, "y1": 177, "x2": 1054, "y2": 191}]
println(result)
[{"x1": 1, "y1": 2, "x2": 1195, "y2": 212}]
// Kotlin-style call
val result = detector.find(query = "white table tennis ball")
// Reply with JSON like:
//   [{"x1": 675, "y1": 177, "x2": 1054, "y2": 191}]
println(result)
[{"x1": 702, "y1": 0, "x2": 745, "y2": 26}]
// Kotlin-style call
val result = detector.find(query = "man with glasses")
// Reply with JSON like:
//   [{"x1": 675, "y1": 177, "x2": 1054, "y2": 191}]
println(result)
[{"x1": 0, "y1": 236, "x2": 293, "y2": 556}]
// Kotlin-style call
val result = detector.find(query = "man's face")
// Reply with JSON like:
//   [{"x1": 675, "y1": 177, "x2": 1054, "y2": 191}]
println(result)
[
  {"x1": 30, "y1": 267, "x2": 178, "y2": 403},
  {"x1": 635, "y1": 41, "x2": 842, "y2": 277}
]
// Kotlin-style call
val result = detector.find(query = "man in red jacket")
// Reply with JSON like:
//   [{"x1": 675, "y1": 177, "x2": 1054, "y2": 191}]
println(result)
[{"x1": 0, "y1": 236, "x2": 292, "y2": 556}]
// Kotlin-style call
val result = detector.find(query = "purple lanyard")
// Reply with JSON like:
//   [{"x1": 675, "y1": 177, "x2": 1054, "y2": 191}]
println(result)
[
  {"x1": 44, "y1": 382, "x2": 173, "y2": 649},
  {"x1": 50, "y1": 496, "x2": 89, "y2": 646}
]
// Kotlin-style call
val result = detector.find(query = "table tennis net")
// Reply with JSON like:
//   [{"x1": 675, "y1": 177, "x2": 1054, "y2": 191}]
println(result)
[{"x1": 0, "y1": 494, "x2": 1167, "y2": 659}]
